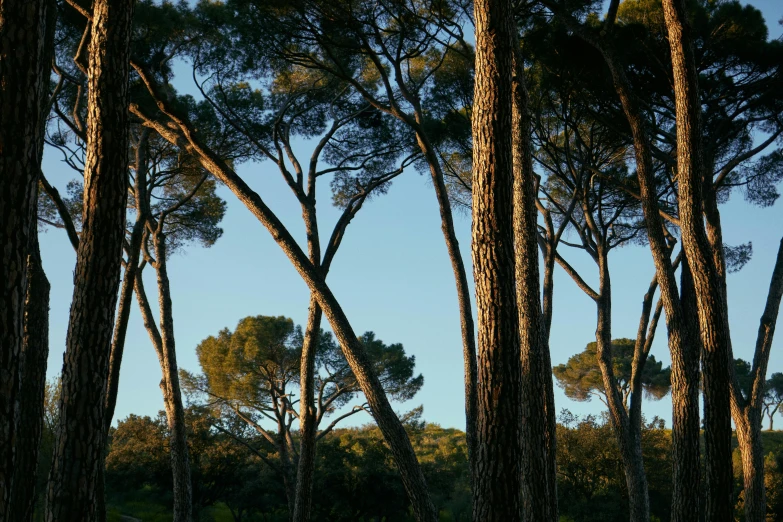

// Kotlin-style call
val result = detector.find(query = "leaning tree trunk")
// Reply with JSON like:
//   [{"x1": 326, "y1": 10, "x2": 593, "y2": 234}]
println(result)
[
  {"x1": 152, "y1": 232, "x2": 193, "y2": 522},
  {"x1": 45, "y1": 1, "x2": 135, "y2": 520},
  {"x1": 471, "y1": 0, "x2": 524, "y2": 518},
  {"x1": 0, "y1": 1, "x2": 51, "y2": 517},
  {"x1": 731, "y1": 236, "x2": 783, "y2": 522},
  {"x1": 9, "y1": 229, "x2": 51, "y2": 522},
  {"x1": 594, "y1": 251, "x2": 650, "y2": 522},
  {"x1": 511, "y1": 44, "x2": 557, "y2": 522},
  {"x1": 660, "y1": 1, "x2": 734, "y2": 518},
  {"x1": 105, "y1": 129, "x2": 151, "y2": 428},
  {"x1": 129, "y1": 68, "x2": 438, "y2": 522}
]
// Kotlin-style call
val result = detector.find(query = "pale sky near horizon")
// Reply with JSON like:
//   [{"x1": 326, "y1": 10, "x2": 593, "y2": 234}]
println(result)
[{"x1": 39, "y1": 0, "x2": 783, "y2": 432}]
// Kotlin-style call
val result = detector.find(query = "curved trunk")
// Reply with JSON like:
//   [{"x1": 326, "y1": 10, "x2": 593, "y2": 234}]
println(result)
[
  {"x1": 511, "y1": 45, "x2": 557, "y2": 522},
  {"x1": 46, "y1": 1, "x2": 135, "y2": 519},
  {"x1": 471, "y1": 0, "x2": 524, "y2": 518},
  {"x1": 10, "y1": 232, "x2": 50, "y2": 522},
  {"x1": 0, "y1": 1, "x2": 51, "y2": 516},
  {"x1": 152, "y1": 233, "x2": 193, "y2": 522}
]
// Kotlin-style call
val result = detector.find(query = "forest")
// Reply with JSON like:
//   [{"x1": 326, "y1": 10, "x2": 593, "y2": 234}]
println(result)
[{"x1": 0, "y1": 0, "x2": 782, "y2": 521}]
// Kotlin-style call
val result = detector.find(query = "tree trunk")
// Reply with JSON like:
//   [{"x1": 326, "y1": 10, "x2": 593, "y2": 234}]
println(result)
[
  {"x1": 129, "y1": 71, "x2": 438, "y2": 522},
  {"x1": 9, "y1": 230, "x2": 50, "y2": 522},
  {"x1": 293, "y1": 296, "x2": 321, "y2": 522},
  {"x1": 731, "y1": 236, "x2": 783, "y2": 522},
  {"x1": 553, "y1": 16, "x2": 703, "y2": 519},
  {"x1": 412, "y1": 129, "x2": 478, "y2": 484},
  {"x1": 736, "y1": 412, "x2": 765, "y2": 522},
  {"x1": 594, "y1": 252, "x2": 650, "y2": 522},
  {"x1": 45, "y1": 1, "x2": 134, "y2": 520},
  {"x1": 660, "y1": 2, "x2": 734, "y2": 519},
  {"x1": 0, "y1": 0, "x2": 50, "y2": 516},
  {"x1": 471, "y1": 0, "x2": 523, "y2": 518},
  {"x1": 152, "y1": 233, "x2": 193, "y2": 522},
  {"x1": 105, "y1": 129, "x2": 151, "y2": 429},
  {"x1": 511, "y1": 45, "x2": 557, "y2": 522}
]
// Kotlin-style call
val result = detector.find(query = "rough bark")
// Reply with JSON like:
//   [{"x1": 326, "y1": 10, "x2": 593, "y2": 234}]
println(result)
[
  {"x1": 45, "y1": 1, "x2": 135, "y2": 519},
  {"x1": 9, "y1": 229, "x2": 50, "y2": 522},
  {"x1": 129, "y1": 69, "x2": 438, "y2": 522},
  {"x1": 538, "y1": 10, "x2": 703, "y2": 517},
  {"x1": 0, "y1": 1, "x2": 50, "y2": 516},
  {"x1": 660, "y1": 2, "x2": 734, "y2": 518},
  {"x1": 471, "y1": 0, "x2": 524, "y2": 518},
  {"x1": 511, "y1": 45, "x2": 557, "y2": 522},
  {"x1": 730, "y1": 237, "x2": 783, "y2": 522}
]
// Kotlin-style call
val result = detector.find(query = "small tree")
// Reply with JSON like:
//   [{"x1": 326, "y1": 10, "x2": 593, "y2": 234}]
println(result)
[
  {"x1": 554, "y1": 339, "x2": 671, "y2": 409},
  {"x1": 181, "y1": 315, "x2": 423, "y2": 511}
]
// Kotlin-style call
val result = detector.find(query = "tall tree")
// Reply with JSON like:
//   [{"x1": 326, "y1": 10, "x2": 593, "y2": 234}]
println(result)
[
  {"x1": 129, "y1": 55, "x2": 438, "y2": 522},
  {"x1": 511, "y1": 34, "x2": 558, "y2": 521},
  {"x1": 0, "y1": 0, "x2": 52, "y2": 517},
  {"x1": 537, "y1": 2, "x2": 705, "y2": 518},
  {"x1": 45, "y1": 0, "x2": 136, "y2": 519},
  {"x1": 214, "y1": 0, "x2": 482, "y2": 488},
  {"x1": 471, "y1": 0, "x2": 525, "y2": 518}
]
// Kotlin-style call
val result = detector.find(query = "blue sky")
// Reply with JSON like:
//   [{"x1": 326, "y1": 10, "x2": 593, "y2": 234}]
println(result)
[{"x1": 39, "y1": 0, "x2": 783, "y2": 431}]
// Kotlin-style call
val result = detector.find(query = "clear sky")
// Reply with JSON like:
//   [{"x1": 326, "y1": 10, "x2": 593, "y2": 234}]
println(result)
[{"x1": 39, "y1": 0, "x2": 783, "y2": 432}]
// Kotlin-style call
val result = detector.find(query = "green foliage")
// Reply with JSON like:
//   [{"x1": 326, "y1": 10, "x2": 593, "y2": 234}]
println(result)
[{"x1": 553, "y1": 339, "x2": 671, "y2": 406}]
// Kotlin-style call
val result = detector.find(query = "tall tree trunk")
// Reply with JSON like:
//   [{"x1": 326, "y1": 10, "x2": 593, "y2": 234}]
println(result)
[
  {"x1": 9, "y1": 229, "x2": 50, "y2": 522},
  {"x1": 129, "y1": 70, "x2": 438, "y2": 522},
  {"x1": 547, "y1": 14, "x2": 703, "y2": 518},
  {"x1": 105, "y1": 129, "x2": 151, "y2": 428},
  {"x1": 0, "y1": 1, "x2": 50, "y2": 517},
  {"x1": 731, "y1": 237, "x2": 783, "y2": 522},
  {"x1": 471, "y1": 0, "x2": 523, "y2": 518},
  {"x1": 292, "y1": 296, "x2": 320, "y2": 522},
  {"x1": 292, "y1": 195, "x2": 321, "y2": 522},
  {"x1": 152, "y1": 233, "x2": 193, "y2": 522},
  {"x1": 660, "y1": 1, "x2": 734, "y2": 518},
  {"x1": 511, "y1": 45, "x2": 557, "y2": 522},
  {"x1": 594, "y1": 251, "x2": 650, "y2": 522},
  {"x1": 412, "y1": 130, "x2": 478, "y2": 484},
  {"x1": 45, "y1": 1, "x2": 135, "y2": 519}
]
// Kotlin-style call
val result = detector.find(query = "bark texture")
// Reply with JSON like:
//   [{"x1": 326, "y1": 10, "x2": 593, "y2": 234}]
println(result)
[
  {"x1": 45, "y1": 0, "x2": 135, "y2": 519},
  {"x1": 129, "y1": 66, "x2": 438, "y2": 522},
  {"x1": 511, "y1": 45, "x2": 557, "y2": 522},
  {"x1": 660, "y1": 2, "x2": 734, "y2": 518},
  {"x1": 731, "y1": 237, "x2": 783, "y2": 522},
  {"x1": 9, "y1": 230, "x2": 50, "y2": 522},
  {"x1": 0, "y1": 1, "x2": 50, "y2": 517},
  {"x1": 544, "y1": 12, "x2": 703, "y2": 517},
  {"x1": 471, "y1": 0, "x2": 523, "y2": 518}
]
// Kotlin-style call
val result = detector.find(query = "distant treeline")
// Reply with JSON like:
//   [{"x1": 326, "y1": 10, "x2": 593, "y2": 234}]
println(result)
[{"x1": 31, "y1": 407, "x2": 783, "y2": 522}]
